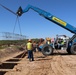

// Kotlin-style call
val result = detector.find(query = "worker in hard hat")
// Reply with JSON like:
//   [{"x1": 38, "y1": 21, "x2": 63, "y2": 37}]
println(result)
[
  {"x1": 26, "y1": 39, "x2": 34, "y2": 61},
  {"x1": 46, "y1": 38, "x2": 51, "y2": 45}
]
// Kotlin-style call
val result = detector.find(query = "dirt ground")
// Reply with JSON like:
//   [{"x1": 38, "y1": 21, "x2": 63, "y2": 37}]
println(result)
[
  {"x1": 5, "y1": 49, "x2": 76, "y2": 75},
  {"x1": 0, "y1": 46, "x2": 24, "y2": 62}
]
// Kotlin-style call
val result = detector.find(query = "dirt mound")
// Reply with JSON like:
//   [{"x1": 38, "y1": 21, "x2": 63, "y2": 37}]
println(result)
[{"x1": 0, "y1": 46, "x2": 24, "y2": 58}]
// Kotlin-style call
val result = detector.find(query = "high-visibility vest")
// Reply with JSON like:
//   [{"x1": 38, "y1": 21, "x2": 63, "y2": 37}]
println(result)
[
  {"x1": 26, "y1": 42, "x2": 33, "y2": 50},
  {"x1": 61, "y1": 41, "x2": 64, "y2": 45},
  {"x1": 47, "y1": 41, "x2": 50, "y2": 44}
]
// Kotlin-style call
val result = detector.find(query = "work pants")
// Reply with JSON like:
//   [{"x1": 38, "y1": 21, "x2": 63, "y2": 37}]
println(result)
[{"x1": 28, "y1": 50, "x2": 34, "y2": 61}]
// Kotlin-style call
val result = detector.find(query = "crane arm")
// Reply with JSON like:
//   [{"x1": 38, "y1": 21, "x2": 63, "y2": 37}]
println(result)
[{"x1": 17, "y1": 5, "x2": 76, "y2": 34}]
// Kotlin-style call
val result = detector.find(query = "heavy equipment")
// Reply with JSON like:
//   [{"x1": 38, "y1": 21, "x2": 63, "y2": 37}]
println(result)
[
  {"x1": 54, "y1": 35, "x2": 69, "y2": 49},
  {"x1": 16, "y1": 5, "x2": 76, "y2": 55}
]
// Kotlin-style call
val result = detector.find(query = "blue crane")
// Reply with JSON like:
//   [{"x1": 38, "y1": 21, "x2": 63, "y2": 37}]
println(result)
[{"x1": 16, "y1": 5, "x2": 76, "y2": 55}]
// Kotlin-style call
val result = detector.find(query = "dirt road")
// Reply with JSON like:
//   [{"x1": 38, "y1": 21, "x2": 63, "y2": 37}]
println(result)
[{"x1": 5, "y1": 50, "x2": 76, "y2": 75}]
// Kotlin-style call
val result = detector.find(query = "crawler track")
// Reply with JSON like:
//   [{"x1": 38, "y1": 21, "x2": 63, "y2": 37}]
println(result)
[{"x1": 0, "y1": 51, "x2": 27, "y2": 75}]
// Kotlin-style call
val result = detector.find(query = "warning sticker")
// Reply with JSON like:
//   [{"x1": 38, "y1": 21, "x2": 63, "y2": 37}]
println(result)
[{"x1": 52, "y1": 17, "x2": 66, "y2": 26}]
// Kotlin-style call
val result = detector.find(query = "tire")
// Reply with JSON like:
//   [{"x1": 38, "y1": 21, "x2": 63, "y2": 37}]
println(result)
[
  {"x1": 42, "y1": 44, "x2": 53, "y2": 56},
  {"x1": 66, "y1": 42, "x2": 71, "y2": 54},
  {"x1": 70, "y1": 45, "x2": 76, "y2": 55},
  {"x1": 66, "y1": 48, "x2": 71, "y2": 54}
]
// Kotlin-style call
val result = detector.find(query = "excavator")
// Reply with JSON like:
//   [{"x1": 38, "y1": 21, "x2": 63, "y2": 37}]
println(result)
[{"x1": 1, "y1": 4, "x2": 76, "y2": 55}]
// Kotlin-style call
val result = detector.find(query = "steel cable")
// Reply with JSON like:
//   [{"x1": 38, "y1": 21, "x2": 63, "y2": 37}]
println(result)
[{"x1": 13, "y1": 16, "x2": 22, "y2": 36}]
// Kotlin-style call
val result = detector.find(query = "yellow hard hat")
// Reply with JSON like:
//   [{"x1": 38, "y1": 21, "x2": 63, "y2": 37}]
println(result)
[
  {"x1": 46, "y1": 37, "x2": 51, "y2": 41},
  {"x1": 28, "y1": 39, "x2": 32, "y2": 42}
]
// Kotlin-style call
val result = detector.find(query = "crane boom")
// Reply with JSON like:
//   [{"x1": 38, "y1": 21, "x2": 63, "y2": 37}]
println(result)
[
  {"x1": 17, "y1": 5, "x2": 76, "y2": 34},
  {"x1": 16, "y1": 5, "x2": 76, "y2": 55}
]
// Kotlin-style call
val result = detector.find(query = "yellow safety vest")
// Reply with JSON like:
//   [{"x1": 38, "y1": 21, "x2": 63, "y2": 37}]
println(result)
[
  {"x1": 47, "y1": 41, "x2": 50, "y2": 44},
  {"x1": 26, "y1": 42, "x2": 33, "y2": 50}
]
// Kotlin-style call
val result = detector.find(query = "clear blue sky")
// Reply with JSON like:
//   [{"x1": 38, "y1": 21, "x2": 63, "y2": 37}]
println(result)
[{"x1": 0, "y1": 0, "x2": 76, "y2": 39}]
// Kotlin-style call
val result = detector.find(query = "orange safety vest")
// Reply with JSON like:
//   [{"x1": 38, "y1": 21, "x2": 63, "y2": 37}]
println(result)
[{"x1": 26, "y1": 42, "x2": 33, "y2": 50}]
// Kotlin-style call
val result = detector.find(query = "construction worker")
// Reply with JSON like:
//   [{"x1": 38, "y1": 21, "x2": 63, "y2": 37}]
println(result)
[
  {"x1": 46, "y1": 38, "x2": 51, "y2": 45},
  {"x1": 26, "y1": 39, "x2": 34, "y2": 61}
]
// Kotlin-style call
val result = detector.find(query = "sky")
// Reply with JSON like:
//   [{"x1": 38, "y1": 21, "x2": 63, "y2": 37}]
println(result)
[{"x1": 0, "y1": 0, "x2": 76, "y2": 39}]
